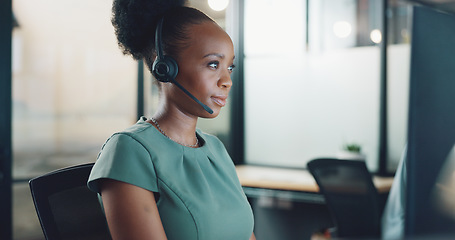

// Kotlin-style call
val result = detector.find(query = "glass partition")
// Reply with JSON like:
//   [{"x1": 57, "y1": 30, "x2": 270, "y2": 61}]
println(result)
[{"x1": 244, "y1": 0, "x2": 411, "y2": 170}]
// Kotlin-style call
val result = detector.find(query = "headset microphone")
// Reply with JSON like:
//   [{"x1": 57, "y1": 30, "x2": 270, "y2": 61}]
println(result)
[{"x1": 152, "y1": 18, "x2": 214, "y2": 114}]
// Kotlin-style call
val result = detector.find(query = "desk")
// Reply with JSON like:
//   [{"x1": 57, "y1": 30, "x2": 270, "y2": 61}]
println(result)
[
  {"x1": 236, "y1": 165, "x2": 394, "y2": 193},
  {"x1": 235, "y1": 165, "x2": 395, "y2": 240}
]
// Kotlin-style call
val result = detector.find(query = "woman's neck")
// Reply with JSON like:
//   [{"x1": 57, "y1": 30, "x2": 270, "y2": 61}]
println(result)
[{"x1": 150, "y1": 109, "x2": 198, "y2": 147}]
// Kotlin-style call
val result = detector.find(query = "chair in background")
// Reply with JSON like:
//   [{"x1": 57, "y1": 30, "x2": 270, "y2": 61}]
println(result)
[
  {"x1": 307, "y1": 158, "x2": 381, "y2": 239},
  {"x1": 29, "y1": 163, "x2": 112, "y2": 240}
]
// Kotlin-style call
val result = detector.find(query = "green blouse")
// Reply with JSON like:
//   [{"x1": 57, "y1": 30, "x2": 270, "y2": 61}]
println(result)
[{"x1": 88, "y1": 117, "x2": 254, "y2": 240}]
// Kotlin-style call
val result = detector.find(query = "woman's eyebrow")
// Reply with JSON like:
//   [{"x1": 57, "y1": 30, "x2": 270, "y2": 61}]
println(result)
[
  {"x1": 203, "y1": 53, "x2": 236, "y2": 61},
  {"x1": 203, "y1": 53, "x2": 225, "y2": 58}
]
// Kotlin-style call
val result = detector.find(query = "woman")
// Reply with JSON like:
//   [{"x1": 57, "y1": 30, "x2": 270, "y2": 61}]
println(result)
[{"x1": 87, "y1": 0, "x2": 256, "y2": 239}]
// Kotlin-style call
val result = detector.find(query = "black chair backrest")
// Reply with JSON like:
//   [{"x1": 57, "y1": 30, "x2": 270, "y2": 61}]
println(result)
[
  {"x1": 29, "y1": 163, "x2": 111, "y2": 240},
  {"x1": 307, "y1": 158, "x2": 381, "y2": 238}
]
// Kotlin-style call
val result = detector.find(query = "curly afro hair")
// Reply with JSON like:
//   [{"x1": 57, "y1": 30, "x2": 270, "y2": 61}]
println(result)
[{"x1": 111, "y1": 0, "x2": 214, "y2": 71}]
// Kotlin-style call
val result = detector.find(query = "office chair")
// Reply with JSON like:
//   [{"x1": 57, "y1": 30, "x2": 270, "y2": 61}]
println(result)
[
  {"x1": 307, "y1": 158, "x2": 381, "y2": 238},
  {"x1": 29, "y1": 163, "x2": 112, "y2": 240}
]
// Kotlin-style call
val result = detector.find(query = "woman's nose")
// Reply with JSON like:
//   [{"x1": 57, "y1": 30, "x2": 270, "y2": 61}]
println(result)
[{"x1": 218, "y1": 70, "x2": 233, "y2": 89}]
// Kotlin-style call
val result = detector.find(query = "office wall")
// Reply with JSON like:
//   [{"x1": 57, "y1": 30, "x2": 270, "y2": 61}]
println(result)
[
  {"x1": 12, "y1": 1, "x2": 137, "y2": 177},
  {"x1": 12, "y1": 1, "x2": 137, "y2": 239}
]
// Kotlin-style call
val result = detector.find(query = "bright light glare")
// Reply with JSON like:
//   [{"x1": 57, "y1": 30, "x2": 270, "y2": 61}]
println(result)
[
  {"x1": 208, "y1": 0, "x2": 229, "y2": 11},
  {"x1": 370, "y1": 29, "x2": 382, "y2": 44},
  {"x1": 333, "y1": 21, "x2": 352, "y2": 38}
]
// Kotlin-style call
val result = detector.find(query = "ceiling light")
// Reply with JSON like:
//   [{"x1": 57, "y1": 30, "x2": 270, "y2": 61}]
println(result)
[
  {"x1": 208, "y1": 0, "x2": 229, "y2": 11},
  {"x1": 333, "y1": 21, "x2": 352, "y2": 38},
  {"x1": 370, "y1": 29, "x2": 382, "y2": 44}
]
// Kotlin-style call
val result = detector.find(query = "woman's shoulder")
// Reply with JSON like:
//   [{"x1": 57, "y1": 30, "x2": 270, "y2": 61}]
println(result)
[
  {"x1": 112, "y1": 116, "x2": 154, "y2": 137},
  {"x1": 101, "y1": 117, "x2": 159, "y2": 150},
  {"x1": 196, "y1": 129, "x2": 223, "y2": 146},
  {"x1": 196, "y1": 129, "x2": 230, "y2": 157},
  {"x1": 123, "y1": 116, "x2": 154, "y2": 134}
]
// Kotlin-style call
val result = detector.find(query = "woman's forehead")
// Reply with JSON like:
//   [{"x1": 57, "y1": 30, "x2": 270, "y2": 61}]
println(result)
[{"x1": 183, "y1": 22, "x2": 234, "y2": 56}]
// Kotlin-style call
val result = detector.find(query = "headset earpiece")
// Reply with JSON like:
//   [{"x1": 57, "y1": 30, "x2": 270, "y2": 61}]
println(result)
[
  {"x1": 152, "y1": 17, "x2": 178, "y2": 83},
  {"x1": 152, "y1": 55, "x2": 178, "y2": 82}
]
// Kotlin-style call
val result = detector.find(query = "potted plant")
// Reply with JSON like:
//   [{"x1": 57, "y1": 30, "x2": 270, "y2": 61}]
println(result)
[{"x1": 337, "y1": 143, "x2": 366, "y2": 161}]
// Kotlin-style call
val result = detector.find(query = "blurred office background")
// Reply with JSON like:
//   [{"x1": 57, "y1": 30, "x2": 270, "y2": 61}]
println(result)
[
  {"x1": 10, "y1": 1, "x2": 232, "y2": 239},
  {"x1": 4, "y1": 0, "x2": 453, "y2": 239}
]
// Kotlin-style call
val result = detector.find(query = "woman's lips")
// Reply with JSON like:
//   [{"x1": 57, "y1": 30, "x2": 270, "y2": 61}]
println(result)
[{"x1": 211, "y1": 96, "x2": 227, "y2": 107}]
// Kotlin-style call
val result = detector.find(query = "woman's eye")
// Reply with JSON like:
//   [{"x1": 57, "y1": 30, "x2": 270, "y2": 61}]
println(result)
[
  {"x1": 228, "y1": 64, "x2": 236, "y2": 73},
  {"x1": 208, "y1": 62, "x2": 219, "y2": 69}
]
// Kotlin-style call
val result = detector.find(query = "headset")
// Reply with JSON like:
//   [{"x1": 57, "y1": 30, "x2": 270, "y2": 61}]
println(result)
[{"x1": 152, "y1": 17, "x2": 214, "y2": 114}]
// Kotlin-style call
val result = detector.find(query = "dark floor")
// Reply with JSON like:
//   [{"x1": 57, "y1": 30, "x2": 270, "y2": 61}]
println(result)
[{"x1": 13, "y1": 183, "x2": 44, "y2": 240}]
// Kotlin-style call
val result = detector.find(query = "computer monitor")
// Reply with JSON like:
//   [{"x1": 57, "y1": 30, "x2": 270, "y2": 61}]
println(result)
[{"x1": 405, "y1": 5, "x2": 455, "y2": 237}]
